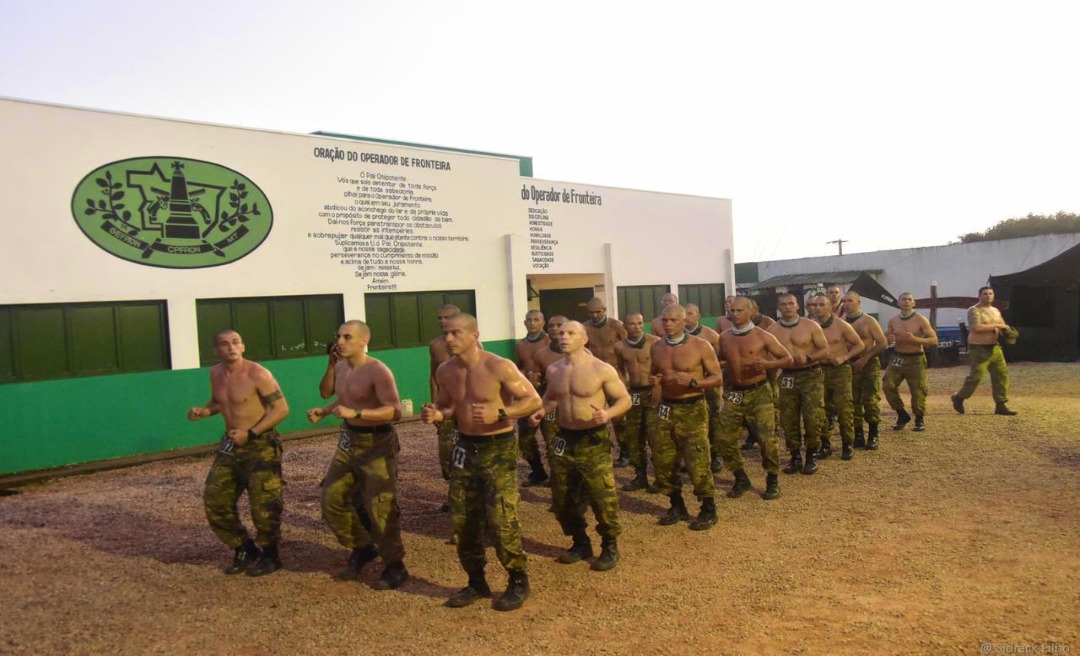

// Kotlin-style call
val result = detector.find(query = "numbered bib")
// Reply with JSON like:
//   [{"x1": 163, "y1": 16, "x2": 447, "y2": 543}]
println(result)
[
  {"x1": 727, "y1": 391, "x2": 744, "y2": 405},
  {"x1": 631, "y1": 392, "x2": 641, "y2": 407},
  {"x1": 544, "y1": 411, "x2": 556, "y2": 422},
  {"x1": 553, "y1": 436, "x2": 567, "y2": 456},
  {"x1": 891, "y1": 356, "x2": 904, "y2": 367},
  {"x1": 337, "y1": 430, "x2": 352, "y2": 452},
  {"x1": 780, "y1": 376, "x2": 795, "y2": 389},
  {"x1": 217, "y1": 434, "x2": 235, "y2": 455},
  {"x1": 452, "y1": 445, "x2": 467, "y2": 469},
  {"x1": 450, "y1": 428, "x2": 460, "y2": 446},
  {"x1": 657, "y1": 404, "x2": 672, "y2": 420}
]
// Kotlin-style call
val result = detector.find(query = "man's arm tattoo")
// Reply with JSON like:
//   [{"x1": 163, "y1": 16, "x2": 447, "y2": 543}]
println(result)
[{"x1": 260, "y1": 389, "x2": 284, "y2": 405}]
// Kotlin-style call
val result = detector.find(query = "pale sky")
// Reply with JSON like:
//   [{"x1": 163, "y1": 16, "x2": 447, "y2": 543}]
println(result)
[{"x1": 2, "y1": 0, "x2": 1078, "y2": 263}]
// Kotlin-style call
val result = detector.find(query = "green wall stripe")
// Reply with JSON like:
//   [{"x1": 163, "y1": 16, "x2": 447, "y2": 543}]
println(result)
[{"x1": 0, "y1": 339, "x2": 516, "y2": 476}]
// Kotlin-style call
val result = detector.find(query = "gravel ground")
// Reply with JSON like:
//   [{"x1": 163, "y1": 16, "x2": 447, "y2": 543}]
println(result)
[{"x1": 1, "y1": 362, "x2": 1077, "y2": 655}]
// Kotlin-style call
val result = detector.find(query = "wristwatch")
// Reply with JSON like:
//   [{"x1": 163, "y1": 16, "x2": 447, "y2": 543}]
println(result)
[{"x1": 498, "y1": 408, "x2": 508, "y2": 421}]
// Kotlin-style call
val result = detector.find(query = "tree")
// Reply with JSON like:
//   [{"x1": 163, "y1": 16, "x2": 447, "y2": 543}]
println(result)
[{"x1": 958, "y1": 211, "x2": 1080, "y2": 243}]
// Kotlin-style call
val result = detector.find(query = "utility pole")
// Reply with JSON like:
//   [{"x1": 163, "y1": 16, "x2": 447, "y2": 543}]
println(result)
[{"x1": 826, "y1": 239, "x2": 847, "y2": 256}]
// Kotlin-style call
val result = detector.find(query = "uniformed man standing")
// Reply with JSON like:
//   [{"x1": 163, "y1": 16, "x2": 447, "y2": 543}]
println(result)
[
  {"x1": 308, "y1": 320, "x2": 409, "y2": 590},
  {"x1": 515, "y1": 309, "x2": 551, "y2": 486},
  {"x1": 613, "y1": 312, "x2": 661, "y2": 492},
  {"x1": 429, "y1": 304, "x2": 461, "y2": 511},
  {"x1": 807, "y1": 294, "x2": 864, "y2": 460},
  {"x1": 188, "y1": 329, "x2": 290, "y2": 577},
  {"x1": 883, "y1": 292, "x2": 938, "y2": 432},
  {"x1": 584, "y1": 297, "x2": 629, "y2": 467},
  {"x1": 843, "y1": 292, "x2": 888, "y2": 449},
  {"x1": 421, "y1": 313, "x2": 542, "y2": 611},
  {"x1": 951, "y1": 286, "x2": 1018, "y2": 416}
]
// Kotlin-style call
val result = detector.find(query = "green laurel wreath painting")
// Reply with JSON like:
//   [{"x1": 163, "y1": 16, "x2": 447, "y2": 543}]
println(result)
[{"x1": 71, "y1": 157, "x2": 273, "y2": 269}]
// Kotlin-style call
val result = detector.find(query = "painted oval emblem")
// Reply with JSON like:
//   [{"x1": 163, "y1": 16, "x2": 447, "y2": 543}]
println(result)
[{"x1": 71, "y1": 157, "x2": 273, "y2": 268}]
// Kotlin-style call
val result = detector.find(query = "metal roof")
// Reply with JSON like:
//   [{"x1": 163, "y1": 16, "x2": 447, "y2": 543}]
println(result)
[{"x1": 747, "y1": 270, "x2": 881, "y2": 291}]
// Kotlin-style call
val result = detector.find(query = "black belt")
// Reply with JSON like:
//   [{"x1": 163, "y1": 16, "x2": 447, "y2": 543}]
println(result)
[
  {"x1": 661, "y1": 395, "x2": 705, "y2": 405},
  {"x1": 343, "y1": 423, "x2": 393, "y2": 434},
  {"x1": 457, "y1": 430, "x2": 515, "y2": 443},
  {"x1": 787, "y1": 364, "x2": 821, "y2": 373},
  {"x1": 557, "y1": 426, "x2": 607, "y2": 441},
  {"x1": 629, "y1": 385, "x2": 652, "y2": 393},
  {"x1": 822, "y1": 361, "x2": 851, "y2": 368},
  {"x1": 728, "y1": 379, "x2": 768, "y2": 392},
  {"x1": 894, "y1": 352, "x2": 926, "y2": 358}
]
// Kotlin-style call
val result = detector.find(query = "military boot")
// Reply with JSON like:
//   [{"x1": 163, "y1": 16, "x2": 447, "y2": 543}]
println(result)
[
  {"x1": 951, "y1": 394, "x2": 965, "y2": 414},
  {"x1": 689, "y1": 497, "x2": 718, "y2": 531},
  {"x1": 782, "y1": 450, "x2": 803, "y2": 475},
  {"x1": 522, "y1": 460, "x2": 549, "y2": 487},
  {"x1": 801, "y1": 448, "x2": 819, "y2": 475},
  {"x1": 727, "y1": 469, "x2": 752, "y2": 498},
  {"x1": 493, "y1": 569, "x2": 530, "y2": 611},
  {"x1": 815, "y1": 436, "x2": 833, "y2": 460},
  {"x1": 841, "y1": 444, "x2": 854, "y2": 460},
  {"x1": 613, "y1": 443, "x2": 631, "y2": 468},
  {"x1": 224, "y1": 539, "x2": 260, "y2": 575},
  {"x1": 658, "y1": 492, "x2": 690, "y2": 525},
  {"x1": 622, "y1": 467, "x2": 649, "y2": 492},
  {"x1": 556, "y1": 533, "x2": 594, "y2": 564},
  {"x1": 741, "y1": 427, "x2": 758, "y2": 450},
  {"x1": 913, "y1": 415, "x2": 925, "y2": 432},
  {"x1": 591, "y1": 537, "x2": 619, "y2": 571},
  {"x1": 892, "y1": 408, "x2": 911, "y2": 430},
  {"x1": 446, "y1": 569, "x2": 492, "y2": 608},
  {"x1": 340, "y1": 544, "x2": 378, "y2": 580},
  {"x1": 866, "y1": 423, "x2": 880, "y2": 450},
  {"x1": 710, "y1": 454, "x2": 724, "y2": 473},
  {"x1": 246, "y1": 543, "x2": 281, "y2": 577},
  {"x1": 995, "y1": 403, "x2": 1018, "y2": 416},
  {"x1": 854, "y1": 426, "x2": 866, "y2": 449},
  {"x1": 763, "y1": 473, "x2": 780, "y2": 500},
  {"x1": 373, "y1": 561, "x2": 409, "y2": 590}
]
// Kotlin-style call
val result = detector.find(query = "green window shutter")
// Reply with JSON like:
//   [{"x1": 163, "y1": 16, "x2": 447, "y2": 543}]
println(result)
[
  {"x1": 391, "y1": 295, "x2": 422, "y2": 348},
  {"x1": 271, "y1": 297, "x2": 306, "y2": 359},
  {"x1": 418, "y1": 292, "x2": 445, "y2": 344},
  {"x1": 69, "y1": 305, "x2": 119, "y2": 376},
  {"x1": 307, "y1": 296, "x2": 344, "y2": 356},
  {"x1": 232, "y1": 299, "x2": 272, "y2": 361},
  {"x1": 197, "y1": 300, "x2": 232, "y2": 366},
  {"x1": 365, "y1": 294, "x2": 394, "y2": 351},
  {"x1": 0, "y1": 308, "x2": 14, "y2": 382},
  {"x1": 16, "y1": 307, "x2": 68, "y2": 380},
  {"x1": 118, "y1": 302, "x2": 169, "y2": 372}
]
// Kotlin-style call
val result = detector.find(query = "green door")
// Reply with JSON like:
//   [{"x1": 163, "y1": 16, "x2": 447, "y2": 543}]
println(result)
[{"x1": 539, "y1": 288, "x2": 593, "y2": 323}]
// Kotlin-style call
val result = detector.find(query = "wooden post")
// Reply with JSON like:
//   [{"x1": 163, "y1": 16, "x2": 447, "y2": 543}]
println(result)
[{"x1": 929, "y1": 282, "x2": 938, "y2": 329}]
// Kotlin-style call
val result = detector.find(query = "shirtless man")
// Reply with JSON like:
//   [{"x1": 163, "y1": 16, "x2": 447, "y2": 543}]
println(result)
[
  {"x1": 650, "y1": 292, "x2": 680, "y2": 336},
  {"x1": 429, "y1": 304, "x2": 460, "y2": 510},
  {"x1": 188, "y1": 329, "x2": 290, "y2": 577},
  {"x1": 842, "y1": 292, "x2": 888, "y2": 449},
  {"x1": 952, "y1": 286, "x2": 1018, "y2": 416},
  {"x1": 649, "y1": 305, "x2": 724, "y2": 530},
  {"x1": 613, "y1": 312, "x2": 661, "y2": 492},
  {"x1": 515, "y1": 310, "x2": 551, "y2": 486},
  {"x1": 883, "y1": 292, "x2": 938, "y2": 432},
  {"x1": 535, "y1": 321, "x2": 631, "y2": 571},
  {"x1": 308, "y1": 321, "x2": 408, "y2": 590},
  {"x1": 715, "y1": 295, "x2": 737, "y2": 333},
  {"x1": 532, "y1": 315, "x2": 572, "y2": 472},
  {"x1": 767, "y1": 294, "x2": 830, "y2": 475},
  {"x1": 685, "y1": 303, "x2": 724, "y2": 473},
  {"x1": 827, "y1": 285, "x2": 846, "y2": 319},
  {"x1": 585, "y1": 297, "x2": 630, "y2": 467},
  {"x1": 421, "y1": 313, "x2": 542, "y2": 612},
  {"x1": 807, "y1": 294, "x2": 864, "y2": 460},
  {"x1": 715, "y1": 297, "x2": 793, "y2": 500}
]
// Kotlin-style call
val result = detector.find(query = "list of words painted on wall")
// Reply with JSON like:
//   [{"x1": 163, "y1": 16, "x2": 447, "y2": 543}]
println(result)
[
  {"x1": 528, "y1": 207, "x2": 557, "y2": 269},
  {"x1": 308, "y1": 170, "x2": 469, "y2": 291}
]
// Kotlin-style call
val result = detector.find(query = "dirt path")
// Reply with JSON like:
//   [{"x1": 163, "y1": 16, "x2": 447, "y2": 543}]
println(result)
[{"x1": 1, "y1": 362, "x2": 1077, "y2": 655}]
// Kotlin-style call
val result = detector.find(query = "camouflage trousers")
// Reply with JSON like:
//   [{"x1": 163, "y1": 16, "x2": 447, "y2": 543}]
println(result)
[
  {"x1": 551, "y1": 425, "x2": 621, "y2": 540},
  {"x1": 623, "y1": 386, "x2": 657, "y2": 471},
  {"x1": 820, "y1": 363, "x2": 855, "y2": 446},
  {"x1": 852, "y1": 357, "x2": 882, "y2": 427},
  {"x1": 321, "y1": 425, "x2": 405, "y2": 564},
  {"x1": 517, "y1": 417, "x2": 546, "y2": 474},
  {"x1": 706, "y1": 387, "x2": 722, "y2": 457},
  {"x1": 883, "y1": 352, "x2": 929, "y2": 417},
  {"x1": 956, "y1": 344, "x2": 1010, "y2": 404},
  {"x1": 450, "y1": 430, "x2": 528, "y2": 574},
  {"x1": 653, "y1": 396, "x2": 714, "y2": 499},
  {"x1": 436, "y1": 419, "x2": 455, "y2": 480},
  {"x1": 716, "y1": 381, "x2": 780, "y2": 475},
  {"x1": 778, "y1": 367, "x2": 825, "y2": 452},
  {"x1": 204, "y1": 430, "x2": 283, "y2": 549}
]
